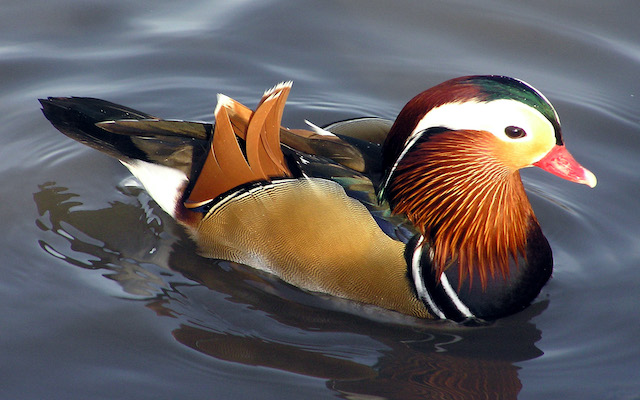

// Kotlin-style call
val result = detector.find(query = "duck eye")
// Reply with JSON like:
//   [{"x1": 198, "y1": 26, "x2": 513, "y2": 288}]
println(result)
[{"x1": 505, "y1": 125, "x2": 527, "y2": 139}]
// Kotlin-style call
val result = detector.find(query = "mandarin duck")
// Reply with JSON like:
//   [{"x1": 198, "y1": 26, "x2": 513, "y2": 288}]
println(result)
[{"x1": 39, "y1": 76, "x2": 596, "y2": 322}]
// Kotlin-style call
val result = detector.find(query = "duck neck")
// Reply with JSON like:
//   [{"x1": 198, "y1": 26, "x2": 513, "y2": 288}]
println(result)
[
  {"x1": 386, "y1": 130, "x2": 553, "y2": 319},
  {"x1": 406, "y1": 217, "x2": 552, "y2": 321}
]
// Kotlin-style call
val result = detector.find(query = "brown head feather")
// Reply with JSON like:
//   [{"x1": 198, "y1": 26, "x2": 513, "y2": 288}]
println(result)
[
  {"x1": 383, "y1": 77, "x2": 483, "y2": 170},
  {"x1": 387, "y1": 129, "x2": 535, "y2": 289}
]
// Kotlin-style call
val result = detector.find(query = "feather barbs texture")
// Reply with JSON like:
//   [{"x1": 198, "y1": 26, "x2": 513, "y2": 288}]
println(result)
[
  {"x1": 388, "y1": 130, "x2": 535, "y2": 288},
  {"x1": 185, "y1": 82, "x2": 293, "y2": 208}
]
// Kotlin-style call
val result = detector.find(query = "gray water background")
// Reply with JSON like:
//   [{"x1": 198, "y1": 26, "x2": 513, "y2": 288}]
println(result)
[{"x1": 1, "y1": 1, "x2": 638, "y2": 399}]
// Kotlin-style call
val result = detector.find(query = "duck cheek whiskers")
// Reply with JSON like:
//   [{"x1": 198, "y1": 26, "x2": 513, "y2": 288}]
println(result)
[{"x1": 388, "y1": 130, "x2": 534, "y2": 290}]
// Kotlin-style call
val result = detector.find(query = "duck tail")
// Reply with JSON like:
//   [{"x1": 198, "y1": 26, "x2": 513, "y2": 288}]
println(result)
[{"x1": 39, "y1": 96, "x2": 214, "y2": 177}]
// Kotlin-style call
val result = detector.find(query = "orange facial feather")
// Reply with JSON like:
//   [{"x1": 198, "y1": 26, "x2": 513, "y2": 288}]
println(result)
[{"x1": 387, "y1": 130, "x2": 535, "y2": 289}]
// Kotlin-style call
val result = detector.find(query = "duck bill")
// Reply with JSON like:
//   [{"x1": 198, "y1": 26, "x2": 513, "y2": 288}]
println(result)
[{"x1": 533, "y1": 145, "x2": 597, "y2": 188}]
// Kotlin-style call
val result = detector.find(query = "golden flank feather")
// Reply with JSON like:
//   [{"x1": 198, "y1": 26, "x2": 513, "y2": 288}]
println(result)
[
  {"x1": 185, "y1": 83, "x2": 293, "y2": 208},
  {"x1": 388, "y1": 130, "x2": 534, "y2": 288}
]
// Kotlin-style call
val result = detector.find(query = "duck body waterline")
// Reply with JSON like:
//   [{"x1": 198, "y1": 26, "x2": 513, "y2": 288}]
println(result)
[{"x1": 40, "y1": 76, "x2": 596, "y2": 322}]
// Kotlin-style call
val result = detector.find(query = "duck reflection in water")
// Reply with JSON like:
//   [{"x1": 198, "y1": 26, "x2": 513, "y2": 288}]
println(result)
[{"x1": 35, "y1": 182, "x2": 546, "y2": 399}]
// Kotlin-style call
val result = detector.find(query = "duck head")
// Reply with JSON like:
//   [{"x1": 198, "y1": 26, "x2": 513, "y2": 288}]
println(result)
[{"x1": 380, "y1": 75, "x2": 596, "y2": 289}]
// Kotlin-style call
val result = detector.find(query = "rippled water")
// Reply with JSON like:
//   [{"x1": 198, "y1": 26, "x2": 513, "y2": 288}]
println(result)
[{"x1": 2, "y1": 1, "x2": 639, "y2": 399}]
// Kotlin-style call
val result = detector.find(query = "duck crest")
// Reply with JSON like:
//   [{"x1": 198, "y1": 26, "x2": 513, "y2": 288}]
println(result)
[
  {"x1": 382, "y1": 76, "x2": 563, "y2": 172},
  {"x1": 387, "y1": 129, "x2": 536, "y2": 288},
  {"x1": 382, "y1": 77, "x2": 483, "y2": 170}
]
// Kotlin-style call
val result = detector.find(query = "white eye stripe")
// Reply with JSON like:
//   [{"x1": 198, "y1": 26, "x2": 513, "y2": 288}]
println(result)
[
  {"x1": 380, "y1": 98, "x2": 557, "y2": 196},
  {"x1": 410, "y1": 99, "x2": 553, "y2": 144}
]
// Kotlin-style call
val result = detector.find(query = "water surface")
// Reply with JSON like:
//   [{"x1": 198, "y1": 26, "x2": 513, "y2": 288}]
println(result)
[{"x1": 2, "y1": 1, "x2": 639, "y2": 399}]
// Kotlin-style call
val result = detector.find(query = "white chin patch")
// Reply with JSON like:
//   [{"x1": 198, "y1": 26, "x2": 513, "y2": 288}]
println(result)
[{"x1": 120, "y1": 160, "x2": 188, "y2": 218}]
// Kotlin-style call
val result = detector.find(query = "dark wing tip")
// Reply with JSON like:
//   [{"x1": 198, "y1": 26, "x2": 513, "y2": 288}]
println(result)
[{"x1": 39, "y1": 96, "x2": 158, "y2": 122}]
